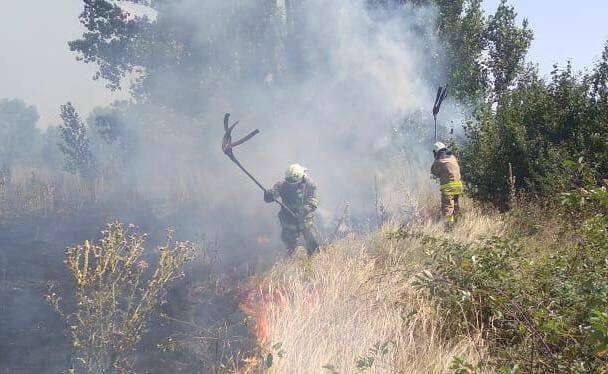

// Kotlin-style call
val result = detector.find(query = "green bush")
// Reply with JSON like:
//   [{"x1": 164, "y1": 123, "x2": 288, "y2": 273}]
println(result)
[
  {"x1": 461, "y1": 43, "x2": 608, "y2": 207},
  {"x1": 398, "y1": 187, "x2": 608, "y2": 372}
]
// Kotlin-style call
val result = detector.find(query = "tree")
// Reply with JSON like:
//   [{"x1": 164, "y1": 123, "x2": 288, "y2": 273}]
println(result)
[
  {"x1": 369, "y1": 0, "x2": 532, "y2": 105},
  {"x1": 461, "y1": 50, "x2": 608, "y2": 206},
  {"x1": 592, "y1": 41, "x2": 608, "y2": 104},
  {"x1": 88, "y1": 102, "x2": 135, "y2": 174},
  {"x1": 485, "y1": 0, "x2": 533, "y2": 98},
  {"x1": 40, "y1": 126, "x2": 65, "y2": 171},
  {"x1": 69, "y1": 0, "x2": 283, "y2": 117},
  {"x1": 59, "y1": 102, "x2": 96, "y2": 178},
  {"x1": 443, "y1": 0, "x2": 488, "y2": 102},
  {"x1": 0, "y1": 99, "x2": 41, "y2": 167},
  {"x1": 68, "y1": 0, "x2": 153, "y2": 91}
]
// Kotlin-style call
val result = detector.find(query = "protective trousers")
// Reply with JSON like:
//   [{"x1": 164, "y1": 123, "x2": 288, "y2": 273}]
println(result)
[
  {"x1": 440, "y1": 181, "x2": 464, "y2": 223},
  {"x1": 279, "y1": 210, "x2": 320, "y2": 256}
]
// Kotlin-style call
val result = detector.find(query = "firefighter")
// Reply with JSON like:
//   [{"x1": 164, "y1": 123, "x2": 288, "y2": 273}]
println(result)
[
  {"x1": 264, "y1": 164, "x2": 320, "y2": 256},
  {"x1": 431, "y1": 142, "x2": 463, "y2": 227}
]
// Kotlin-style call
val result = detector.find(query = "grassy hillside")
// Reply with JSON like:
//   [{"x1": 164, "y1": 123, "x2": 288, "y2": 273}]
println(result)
[
  {"x1": 243, "y1": 201, "x2": 502, "y2": 373},
  {"x1": 244, "y1": 189, "x2": 608, "y2": 373}
]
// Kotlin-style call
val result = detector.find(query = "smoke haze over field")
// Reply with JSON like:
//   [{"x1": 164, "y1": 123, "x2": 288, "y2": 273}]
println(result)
[
  {"x1": 2, "y1": 3, "x2": 445, "y2": 367},
  {"x1": 91, "y1": 0, "x2": 443, "y2": 254},
  {"x1": 0, "y1": 0, "x2": 447, "y2": 258},
  {"x1": 0, "y1": 0, "x2": 455, "y2": 271}
]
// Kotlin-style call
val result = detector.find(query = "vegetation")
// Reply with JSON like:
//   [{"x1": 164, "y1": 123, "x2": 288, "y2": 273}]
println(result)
[
  {"x1": 242, "y1": 201, "x2": 504, "y2": 373},
  {"x1": 47, "y1": 222, "x2": 197, "y2": 373},
  {"x1": 391, "y1": 186, "x2": 608, "y2": 372},
  {"x1": 0, "y1": 160, "x2": 258, "y2": 371},
  {"x1": 406, "y1": 0, "x2": 533, "y2": 104},
  {"x1": 0, "y1": 99, "x2": 42, "y2": 168},
  {"x1": 253, "y1": 188, "x2": 606, "y2": 372},
  {"x1": 59, "y1": 102, "x2": 97, "y2": 179},
  {"x1": 1, "y1": 0, "x2": 607, "y2": 372},
  {"x1": 462, "y1": 52, "x2": 608, "y2": 206}
]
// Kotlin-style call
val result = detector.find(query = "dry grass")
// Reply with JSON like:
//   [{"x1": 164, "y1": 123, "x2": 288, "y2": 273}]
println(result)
[
  {"x1": 0, "y1": 166, "x2": 115, "y2": 219},
  {"x1": 246, "y1": 199, "x2": 504, "y2": 373},
  {"x1": 417, "y1": 198, "x2": 505, "y2": 244}
]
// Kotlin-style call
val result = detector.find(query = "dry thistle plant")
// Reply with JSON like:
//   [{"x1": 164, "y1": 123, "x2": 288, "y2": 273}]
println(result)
[{"x1": 48, "y1": 222, "x2": 197, "y2": 373}]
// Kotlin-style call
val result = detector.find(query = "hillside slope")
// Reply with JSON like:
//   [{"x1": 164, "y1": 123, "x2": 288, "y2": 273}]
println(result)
[{"x1": 243, "y1": 204, "x2": 503, "y2": 373}]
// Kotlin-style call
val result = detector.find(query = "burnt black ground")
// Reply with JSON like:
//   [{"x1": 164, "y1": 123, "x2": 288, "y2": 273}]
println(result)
[
  {"x1": 0, "y1": 204, "x2": 260, "y2": 373},
  {"x1": 0, "y1": 212, "x2": 104, "y2": 372}
]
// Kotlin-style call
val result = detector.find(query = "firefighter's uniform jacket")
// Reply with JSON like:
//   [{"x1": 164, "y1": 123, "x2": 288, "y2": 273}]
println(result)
[
  {"x1": 266, "y1": 176, "x2": 320, "y2": 255},
  {"x1": 431, "y1": 150, "x2": 463, "y2": 222}
]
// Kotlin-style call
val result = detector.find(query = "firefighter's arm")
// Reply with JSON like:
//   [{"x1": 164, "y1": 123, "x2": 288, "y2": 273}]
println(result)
[
  {"x1": 430, "y1": 161, "x2": 440, "y2": 179},
  {"x1": 304, "y1": 182, "x2": 319, "y2": 214}
]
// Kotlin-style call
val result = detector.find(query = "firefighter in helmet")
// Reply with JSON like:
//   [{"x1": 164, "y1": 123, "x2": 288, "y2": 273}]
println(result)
[
  {"x1": 264, "y1": 164, "x2": 320, "y2": 256},
  {"x1": 431, "y1": 142, "x2": 463, "y2": 227}
]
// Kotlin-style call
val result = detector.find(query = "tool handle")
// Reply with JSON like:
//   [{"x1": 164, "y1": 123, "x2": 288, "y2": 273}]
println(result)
[{"x1": 232, "y1": 157, "x2": 298, "y2": 218}]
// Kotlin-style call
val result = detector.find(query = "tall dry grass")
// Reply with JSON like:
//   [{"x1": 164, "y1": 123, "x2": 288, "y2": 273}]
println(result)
[{"x1": 247, "y1": 199, "x2": 503, "y2": 373}]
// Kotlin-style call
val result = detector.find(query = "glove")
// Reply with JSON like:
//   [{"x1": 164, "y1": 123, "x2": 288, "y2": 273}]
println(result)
[
  {"x1": 264, "y1": 190, "x2": 275, "y2": 203},
  {"x1": 299, "y1": 206, "x2": 311, "y2": 216},
  {"x1": 296, "y1": 207, "x2": 309, "y2": 226}
]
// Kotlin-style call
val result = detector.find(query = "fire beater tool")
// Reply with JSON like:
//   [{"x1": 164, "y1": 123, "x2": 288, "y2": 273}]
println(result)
[
  {"x1": 432, "y1": 86, "x2": 448, "y2": 141},
  {"x1": 221, "y1": 113, "x2": 297, "y2": 218}
]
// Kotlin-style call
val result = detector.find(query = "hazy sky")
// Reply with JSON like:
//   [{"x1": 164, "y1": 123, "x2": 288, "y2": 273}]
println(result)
[
  {"x1": 1, "y1": 1, "x2": 607, "y2": 129},
  {"x1": 0, "y1": 0, "x2": 130, "y2": 129}
]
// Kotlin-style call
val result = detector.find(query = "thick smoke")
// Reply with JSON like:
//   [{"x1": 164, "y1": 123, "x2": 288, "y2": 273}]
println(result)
[
  {"x1": 88, "y1": 0, "x2": 443, "y2": 259},
  {"x1": 1, "y1": 1, "x2": 448, "y2": 370}
]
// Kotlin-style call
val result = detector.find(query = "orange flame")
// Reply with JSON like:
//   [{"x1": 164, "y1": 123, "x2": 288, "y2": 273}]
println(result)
[
  {"x1": 239, "y1": 282, "x2": 289, "y2": 345},
  {"x1": 238, "y1": 279, "x2": 319, "y2": 372}
]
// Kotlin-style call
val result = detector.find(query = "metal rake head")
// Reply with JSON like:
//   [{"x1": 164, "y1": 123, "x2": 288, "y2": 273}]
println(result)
[
  {"x1": 433, "y1": 86, "x2": 448, "y2": 117},
  {"x1": 221, "y1": 113, "x2": 260, "y2": 160}
]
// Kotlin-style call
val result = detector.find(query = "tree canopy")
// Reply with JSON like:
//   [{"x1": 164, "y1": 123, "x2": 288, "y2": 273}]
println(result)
[
  {"x1": 69, "y1": 0, "x2": 532, "y2": 111},
  {"x1": 0, "y1": 99, "x2": 41, "y2": 166}
]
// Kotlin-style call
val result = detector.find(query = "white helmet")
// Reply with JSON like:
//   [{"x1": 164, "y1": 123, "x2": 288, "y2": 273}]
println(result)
[
  {"x1": 285, "y1": 163, "x2": 307, "y2": 183},
  {"x1": 433, "y1": 142, "x2": 447, "y2": 152}
]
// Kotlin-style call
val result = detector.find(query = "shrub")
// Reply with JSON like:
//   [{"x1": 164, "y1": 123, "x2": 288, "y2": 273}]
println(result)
[
  {"x1": 47, "y1": 222, "x2": 197, "y2": 373},
  {"x1": 398, "y1": 189, "x2": 608, "y2": 371}
]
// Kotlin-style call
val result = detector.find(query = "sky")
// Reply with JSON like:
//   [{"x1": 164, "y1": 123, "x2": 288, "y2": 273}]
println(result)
[
  {"x1": 0, "y1": 0, "x2": 130, "y2": 129},
  {"x1": 484, "y1": 0, "x2": 608, "y2": 74},
  {"x1": 0, "y1": 1, "x2": 607, "y2": 129}
]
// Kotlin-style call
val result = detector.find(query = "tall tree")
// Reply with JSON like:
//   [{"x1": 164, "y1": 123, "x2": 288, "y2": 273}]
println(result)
[
  {"x1": 434, "y1": 0, "x2": 488, "y2": 103},
  {"x1": 59, "y1": 102, "x2": 96, "y2": 178},
  {"x1": 485, "y1": 0, "x2": 533, "y2": 97},
  {"x1": 369, "y1": 0, "x2": 532, "y2": 104},
  {"x1": 592, "y1": 41, "x2": 608, "y2": 104},
  {"x1": 69, "y1": 0, "x2": 283, "y2": 117}
]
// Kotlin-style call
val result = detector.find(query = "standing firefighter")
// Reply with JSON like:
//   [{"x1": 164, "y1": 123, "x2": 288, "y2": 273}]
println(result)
[
  {"x1": 264, "y1": 164, "x2": 320, "y2": 256},
  {"x1": 431, "y1": 142, "x2": 463, "y2": 227}
]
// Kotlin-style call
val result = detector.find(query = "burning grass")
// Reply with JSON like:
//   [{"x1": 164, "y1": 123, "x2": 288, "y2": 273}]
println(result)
[{"x1": 242, "y1": 200, "x2": 502, "y2": 373}]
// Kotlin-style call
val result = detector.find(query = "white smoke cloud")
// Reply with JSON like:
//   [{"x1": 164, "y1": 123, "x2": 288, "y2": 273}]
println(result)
[{"x1": 88, "y1": 0, "x2": 444, "y2": 256}]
